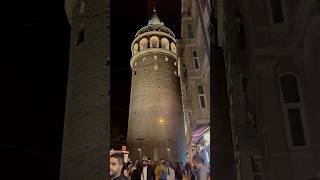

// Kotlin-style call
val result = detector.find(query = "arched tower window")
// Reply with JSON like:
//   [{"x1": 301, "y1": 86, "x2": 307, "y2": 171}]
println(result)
[
  {"x1": 133, "y1": 43, "x2": 139, "y2": 55},
  {"x1": 139, "y1": 38, "x2": 148, "y2": 51},
  {"x1": 197, "y1": 85, "x2": 206, "y2": 109},
  {"x1": 150, "y1": 36, "x2": 159, "y2": 48},
  {"x1": 170, "y1": 42, "x2": 177, "y2": 54},
  {"x1": 279, "y1": 74, "x2": 307, "y2": 147},
  {"x1": 161, "y1": 38, "x2": 170, "y2": 50}
]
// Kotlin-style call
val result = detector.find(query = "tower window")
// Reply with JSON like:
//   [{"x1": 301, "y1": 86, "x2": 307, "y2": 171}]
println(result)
[
  {"x1": 279, "y1": 74, "x2": 306, "y2": 147},
  {"x1": 170, "y1": 42, "x2": 177, "y2": 54},
  {"x1": 197, "y1": 85, "x2": 206, "y2": 109},
  {"x1": 187, "y1": 24, "x2": 194, "y2": 39},
  {"x1": 154, "y1": 64, "x2": 158, "y2": 71},
  {"x1": 139, "y1": 38, "x2": 148, "y2": 51},
  {"x1": 161, "y1": 38, "x2": 170, "y2": 49},
  {"x1": 133, "y1": 43, "x2": 139, "y2": 55},
  {"x1": 150, "y1": 36, "x2": 159, "y2": 48},
  {"x1": 270, "y1": 0, "x2": 284, "y2": 23}
]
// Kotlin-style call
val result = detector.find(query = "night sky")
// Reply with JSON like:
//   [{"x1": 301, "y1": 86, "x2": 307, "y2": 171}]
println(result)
[
  {"x1": 1, "y1": 0, "x2": 70, "y2": 179},
  {"x1": 0, "y1": 0, "x2": 180, "y2": 179}
]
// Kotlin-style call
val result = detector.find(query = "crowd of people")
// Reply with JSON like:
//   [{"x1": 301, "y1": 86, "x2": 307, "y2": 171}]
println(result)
[{"x1": 110, "y1": 154, "x2": 210, "y2": 180}]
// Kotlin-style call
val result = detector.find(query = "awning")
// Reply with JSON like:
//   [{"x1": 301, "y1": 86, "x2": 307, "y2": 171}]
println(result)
[{"x1": 190, "y1": 123, "x2": 210, "y2": 145}]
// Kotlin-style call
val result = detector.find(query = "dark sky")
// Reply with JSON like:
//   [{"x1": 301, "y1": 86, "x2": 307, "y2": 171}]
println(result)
[
  {"x1": 110, "y1": 0, "x2": 181, "y2": 139},
  {"x1": 1, "y1": 0, "x2": 70, "y2": 179},
  {"x1": 0, "y1": 0, "x2": 180, "y2": 179}
]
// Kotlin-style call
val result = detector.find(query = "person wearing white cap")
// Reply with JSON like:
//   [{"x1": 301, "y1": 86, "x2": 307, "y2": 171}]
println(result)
[{"x1": 140, "y1": 156, "x2": 156, "y2": 180}]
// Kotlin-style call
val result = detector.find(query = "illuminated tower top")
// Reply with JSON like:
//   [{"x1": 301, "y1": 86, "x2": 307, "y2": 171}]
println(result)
[{"x1": 130, "y1": 10, "x2": 177, "y2": 68}]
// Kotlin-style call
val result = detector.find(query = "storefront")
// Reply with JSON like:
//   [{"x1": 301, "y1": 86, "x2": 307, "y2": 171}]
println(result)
[{"x1": 187, "y1": 123, "x2": 210, "y2": 166}]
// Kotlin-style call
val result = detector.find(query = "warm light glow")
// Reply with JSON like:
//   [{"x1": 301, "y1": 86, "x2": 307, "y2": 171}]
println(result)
[
  {"x1": 167, "y1": 148, "x2": 170, "y2": 151},
  {"x1": 138, "y1": 148, "x2": 141, "y2": 151},
  {"x1": 159, "y1": 117, "x2": 164, "y2": 123}
]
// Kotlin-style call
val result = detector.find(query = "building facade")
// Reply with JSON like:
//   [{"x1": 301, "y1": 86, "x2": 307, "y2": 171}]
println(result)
[
  {"x1": 179, "y1": 0, "x2": 211, "y2": 166},
  {"x1": 127, "y1": 11, "x2": 186, "y2": 163},
  {"x1": 60, "y1": 0, "x2": 110, "y2": 179},
  {"x1": 219, "y1": 0, "x2": 320, "y2": 179}
]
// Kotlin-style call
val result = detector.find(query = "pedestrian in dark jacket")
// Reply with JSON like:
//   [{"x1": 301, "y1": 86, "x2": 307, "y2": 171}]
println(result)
[
  {"x1": 192, "y1": 155, "x2": 210, "y2": 180},
  {"x1": 174, "y1": 162, "x2": 183, "y2": 180},
  {"x1": 110, "y1": 154, "x2": 129, "y2": 180},
  {"x1": 130, "y1": 160, "x2": 142, "y2": 180},
  {"x1": 141, "y1": 156, "x2": 156, "y2": 180}
]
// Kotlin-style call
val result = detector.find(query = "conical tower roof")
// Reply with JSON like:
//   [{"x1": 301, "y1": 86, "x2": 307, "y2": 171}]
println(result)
[
  {"x1": 148, "y1": 10, "x2": 163, "y2": 26},
  {"x1": 134, "y1": 7, "x2": 174, "y2": 38}
]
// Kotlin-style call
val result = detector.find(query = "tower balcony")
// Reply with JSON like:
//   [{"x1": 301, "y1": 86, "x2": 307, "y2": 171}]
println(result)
[{"x1": 131, "y1": 31, "x2": 177, "y2": 57}]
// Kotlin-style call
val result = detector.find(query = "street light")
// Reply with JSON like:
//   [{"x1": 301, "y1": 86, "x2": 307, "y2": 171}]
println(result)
[
  {"x1": 137, "y1": 138, "x2": 145, "y2": 161},
  {"x1": 138, "y1": 148, "x2": 142, "y2": 161},
  {"x1": 167, "y1": 148, "x2": 171, "y2": 160}
]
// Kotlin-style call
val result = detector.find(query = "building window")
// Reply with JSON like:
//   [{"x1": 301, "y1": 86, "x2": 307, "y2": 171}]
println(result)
[
  {"x1": 287, "y1": 108, "x2": 305, "y2": 146},
  {"x1": 192, "y1": 51, "x2": 200, "y2": 70},
  {"x1": 234, "y1": 10, "x2": 246, "y2": 49},
  {"x1": 251, "y1": 156, "x2": 263, "y2": 180},
  {"x1": 198, "y1": 85, "x2": 206, "y2": 109},
  {"x1": 76, "y1": 24, "x2": 85, "y2": 46},
  {"x1": 279, "y1": 74, "x2": 306, "y2": 147},
  {"x1": 270, "y1": 0, "x2": 284, "y2": 23},
  {"x1": 187, "y1": 24, "x2": 194, "y2": 39}
]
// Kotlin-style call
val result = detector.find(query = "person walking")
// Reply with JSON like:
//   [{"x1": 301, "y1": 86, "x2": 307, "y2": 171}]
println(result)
[
  {"x1": 192, "y1": 155, "x2": 210, "y2": 180},
  {"x1": 110, "y1": 154, "x2": 129, "y2": 180},
  {"x1": 156, "y1": 158, "x2": 168, "y2": 180},
  {"x1": 174, "y1": 162, "x2": 183, "y2": 180},
  {"x1": 122, "y1": 161, "x2": 131, "y2": 179},
  {"x1": 141, "y1": 156, "x2": 156, "y2": 180},
  {"x1": 130, "y1": 160, "x2": 142, "y2": 180},
  {"x1": 166, "y1": 161, "x2": 175, "y2": 180}
]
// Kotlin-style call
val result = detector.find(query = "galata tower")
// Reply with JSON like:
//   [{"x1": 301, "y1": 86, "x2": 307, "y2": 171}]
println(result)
[{"x1": 127, "y1": 9, "x2": 186, "y2": 163}]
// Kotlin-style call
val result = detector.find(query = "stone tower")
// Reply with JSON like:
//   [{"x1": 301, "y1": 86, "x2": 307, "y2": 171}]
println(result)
[
  {"x1": 127, "y1": 10, "x2": 186, "y2": 163},
  {"x1": 60, "y1": 0, "x2": 109, "y2": 179}
]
